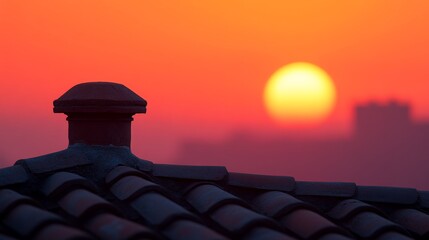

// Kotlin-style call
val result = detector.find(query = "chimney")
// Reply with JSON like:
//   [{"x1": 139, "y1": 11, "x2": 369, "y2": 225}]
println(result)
[{"x1": 53, "y1": 82, "x2": 147, "y2": 148}]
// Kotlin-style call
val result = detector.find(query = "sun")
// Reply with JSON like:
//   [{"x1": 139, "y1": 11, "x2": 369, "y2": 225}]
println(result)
[{"x1": 264, "y1": 62, "x2": 336, "y2": 126}]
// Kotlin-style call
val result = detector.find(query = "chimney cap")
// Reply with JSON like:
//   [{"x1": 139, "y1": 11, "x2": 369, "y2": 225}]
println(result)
[{"x1": 53, "y1": 82, "x2": 147, "y2": 114}]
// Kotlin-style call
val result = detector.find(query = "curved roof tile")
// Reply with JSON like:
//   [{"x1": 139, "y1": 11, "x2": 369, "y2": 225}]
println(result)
[{"x1": 0, "y1": 145, "x2": 426, "y2": 239}]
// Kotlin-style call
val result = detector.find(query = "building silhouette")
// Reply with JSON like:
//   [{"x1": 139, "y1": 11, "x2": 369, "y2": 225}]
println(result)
[
  {"x1": 355, "y1": 101, "x2": 411, "y2": 139},
  {"x1": 176, "y1": 101, "x2": 429, "y2": 189}
]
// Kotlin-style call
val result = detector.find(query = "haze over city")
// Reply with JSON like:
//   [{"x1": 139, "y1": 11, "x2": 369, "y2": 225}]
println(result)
[{"x1": 1, "y1": 1, "x2": 429, "y2": 189}]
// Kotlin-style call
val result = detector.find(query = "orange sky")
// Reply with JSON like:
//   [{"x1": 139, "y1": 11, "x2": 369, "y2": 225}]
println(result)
[{"x1": 1, "y1": 1, "x2": 429, "y2": 166}]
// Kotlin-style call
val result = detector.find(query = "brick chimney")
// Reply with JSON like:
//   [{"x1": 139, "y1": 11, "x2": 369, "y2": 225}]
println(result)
[{"x1": 53, "y1": 82, "x2": 147, "y2": 148}]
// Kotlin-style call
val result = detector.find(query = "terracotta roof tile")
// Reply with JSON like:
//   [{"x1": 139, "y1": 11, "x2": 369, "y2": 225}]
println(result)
[
  {"x1": 3, "y1": 204, "x2": 64, "y2": 237},
  {"x1": 42, "y1": 172, "x2": 97, "y2": 199},
  {"x1": 105, "y1": 165, "x2": 147, "y2": 186},
  {"x1": 376, "y1": 231, "x2": 414, "y2": 240},
  {"x1": 295, "y1": 181, "x2": 356, "y2": 197},
  {"x1": 130, "y1": 191, "x2": 197, "y2": 227},
  {"x1": 58, "y1": 189, "x2": 117, "y2": 219},
  {"x1": 109, "y1": 175, "x2": 163, "y2": 201},
  {"x1": 152, "y1": 164, "x2": 227, "y2": 181},
  {"x1": 1, "y1": 144, "x2": 426, "y2": 239},
  {"x1": 228, "y1": 172, "x2": 295, "y2": 192},
  {"x1": 0, "y1": 189, "x2": 36, "y2": 215},
  {"x1": 0, "y1": 166, "x2": 29, "y2": 187},
  {"x1": 391, "y1": 208, "x2": 429, "y2": 238},
  {"x1": 318, "y1": 233, "x2": 353, "y2": 240},
  {"x1": 242, "y1": 227, "x2": 297, "y2": 240},
  {"x1": 186, "y1": 184, "x2": 245, "y2": 214},
  {"x1": 344, "y1": 211, "x2": 407, "y2": 239},
  {"x1": 163, "y1": 219, "x2": 227, "y2": 240},
  {"x1": 356, "y1": 186, "x2": 419, "y2": 204},
  {"x1": 280, "y1": 208, "x2": 347, "y2": 239},
  {"x1": 86, "y1": 213, "x2": 157, "y2": 240},
  {"x1": 210, "y1": 203, "x2": 277, "y2": 235},
  {"x1": 252, "y1": 191, "x2": 312, "y2": 218},
  {"x1": 328, "y1": 199, "x2": 384, "y2": 220},
  {"x1": 33, "y1": 223, "x2": 92, "y2": 240}
]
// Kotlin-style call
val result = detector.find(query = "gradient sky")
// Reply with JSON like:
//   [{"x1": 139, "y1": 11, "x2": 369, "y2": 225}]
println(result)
[{"x1": 1, "y1": 1, "x2": 429, "y2": 173}]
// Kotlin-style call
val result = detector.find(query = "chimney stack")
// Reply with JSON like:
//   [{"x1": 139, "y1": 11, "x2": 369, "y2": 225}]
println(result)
[{"x1": 53, "y1": 82, "x2": 147, "y2": 148}]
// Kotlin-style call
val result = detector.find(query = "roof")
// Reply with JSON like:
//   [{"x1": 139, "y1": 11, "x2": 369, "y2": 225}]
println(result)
[
  {"x1": 1, "y1": 144, "x2": 428, "y2": 240},
  {"x1": 2, "y1": 81, "x2": 428, "y2": 239}
]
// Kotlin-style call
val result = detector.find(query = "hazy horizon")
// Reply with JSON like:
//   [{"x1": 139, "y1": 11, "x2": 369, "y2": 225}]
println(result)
[{"x1": 2, "y1": 2, "x2": 429, "y2": 191}]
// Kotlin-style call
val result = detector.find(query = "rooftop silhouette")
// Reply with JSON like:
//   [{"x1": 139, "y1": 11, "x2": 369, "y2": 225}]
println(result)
[{"x1": 1, "y1": 83, "x2": 428, "y2": 239}]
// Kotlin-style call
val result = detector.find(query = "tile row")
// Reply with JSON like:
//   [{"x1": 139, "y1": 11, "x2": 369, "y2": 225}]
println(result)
[
  {"x1": 4, "y1": 159, "x2": 429, "y2": 211},
  {"x1": 0, "y1": 189, "x2": 92, "y2": 239},
  {"x1": 106, "y1": 166, "x2": 228, "y2": 240},
  {"x1": 2, "y1": 159, "x2": 429, "y2": 239},
  {"x1": 148, "y1": 165, "x2": 429, "y2": 239}
]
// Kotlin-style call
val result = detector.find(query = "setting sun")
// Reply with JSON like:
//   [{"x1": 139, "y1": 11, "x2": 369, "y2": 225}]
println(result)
[{"x1": 264, "y1": 62, "x2": 336, "y2": 126}]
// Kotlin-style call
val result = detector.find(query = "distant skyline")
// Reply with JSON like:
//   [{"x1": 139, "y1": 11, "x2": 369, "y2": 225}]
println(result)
[
  {"x1": 1, "y1": 2, "x2": 429, "y2": 172},
  {"x1": 177, "y1": 101, "x2": 429, "y2": 190}
]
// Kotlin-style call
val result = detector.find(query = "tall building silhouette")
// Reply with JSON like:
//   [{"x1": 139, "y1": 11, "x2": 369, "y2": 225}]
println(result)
[
  {"x1": 355, "y1": 101, "x2": 412, "y2": 139},
  {"x1": 176, "y1": 100, "x2": 429, "y2": 189}
]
